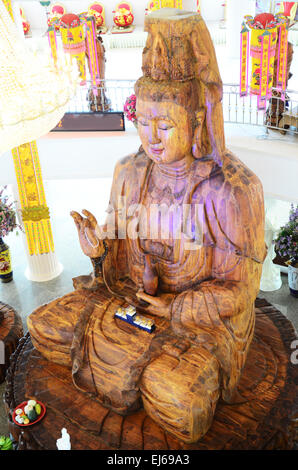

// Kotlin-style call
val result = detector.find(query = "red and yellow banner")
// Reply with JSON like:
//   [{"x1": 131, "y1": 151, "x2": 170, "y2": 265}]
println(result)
[
  {"x1": 258, "y1": 31, "x2": 270, "y2": 109},
  {"x1": 47, "y1": 27, "x2": 58, "y2": 65},
  {"x1": 197, "y1": 0, "x2": 201, "y2": 13},
  {"x1": 240, "y1": 23, "x2": 249, "y2": 97},
  {"x1": 276, "y1": 21, "x2": 289, "y2": 95},
  {"x1": 86, "y1": 17, "x2": 100, "y2": 97},
  {"x1": 282, "y1": 27, "x2": 289, "y2": 98},
  {"x1": 12, "y1": 143, "x2": 55, "y2": 256}
]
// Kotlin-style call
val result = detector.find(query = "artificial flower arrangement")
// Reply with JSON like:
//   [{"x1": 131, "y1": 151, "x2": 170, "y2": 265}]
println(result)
[
  {"x1": 0, "y1": 187, "x2": 21, "y2": 239},
  {"x1": 274, "y1": 204, "x2": 298, "y2": 267},
  {"x1": 124, "y1": 94, "x2": 137, "y2": 127}
]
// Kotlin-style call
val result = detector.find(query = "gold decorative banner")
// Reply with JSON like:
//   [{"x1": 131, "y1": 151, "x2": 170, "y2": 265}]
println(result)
[
  {"x1": 47, "y1": 27, "x2": 58, "y2": 65},
  {"x1": 277, "y1": 21, "x2": 287, "y2": 88},
  {"x1": 240, "y1": 22, "x2": 249, "y2": 97},
  {"x1": 12, "y1": 142, "x2": 55, "y2": 256},
  {"x1": 86, "y1": 17, "x2": 100, "y2": 96},
  {"x1": 282, "y1": 26, "x2": 289, "y2": 95},
  {"x1": 258, "y1": 31, "x2": 270, "y2": 109}
]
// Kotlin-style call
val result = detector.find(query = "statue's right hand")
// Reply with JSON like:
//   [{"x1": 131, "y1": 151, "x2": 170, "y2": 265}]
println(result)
[{"x1": 70, "y1": 209, "x2": 105, "y2": 259}]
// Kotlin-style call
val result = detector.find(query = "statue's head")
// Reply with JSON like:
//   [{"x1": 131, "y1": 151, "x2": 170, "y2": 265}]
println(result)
[
  {"x1": 135, "y1": 77, "x2": 206, "y2": 166},
  {"x1": 135, "y1": 9, "x2": 225, "y2": 167}
]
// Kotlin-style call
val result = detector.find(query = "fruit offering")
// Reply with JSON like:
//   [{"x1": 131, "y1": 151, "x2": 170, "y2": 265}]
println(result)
[{"x1": 13, "y1": 400, "x2": 45, "y2": 426}]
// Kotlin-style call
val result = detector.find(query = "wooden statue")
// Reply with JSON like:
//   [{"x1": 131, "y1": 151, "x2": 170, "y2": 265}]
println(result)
[{"x1": 28, "y1": 9, "x2": 266, "y2": 444}]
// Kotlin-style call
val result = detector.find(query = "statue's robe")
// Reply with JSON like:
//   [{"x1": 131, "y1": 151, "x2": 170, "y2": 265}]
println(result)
[{"x1": 28, "y1": 149, "x2": 266, "y2": 443}]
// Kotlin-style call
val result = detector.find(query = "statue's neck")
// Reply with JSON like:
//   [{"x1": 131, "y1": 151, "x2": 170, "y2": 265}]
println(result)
[{"x1": 156, "y1": 154, "x2": 194, "y2": 180}]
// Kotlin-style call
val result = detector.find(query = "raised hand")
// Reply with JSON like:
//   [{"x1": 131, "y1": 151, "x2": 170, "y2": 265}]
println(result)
[{"x1": 70, "y1": 209, "x2": 105, "y2": 259}]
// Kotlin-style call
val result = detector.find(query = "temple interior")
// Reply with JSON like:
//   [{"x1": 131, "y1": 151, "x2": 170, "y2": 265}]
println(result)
[{"x1": 0, "y1": 0, "x2": 297, "y2": 452}]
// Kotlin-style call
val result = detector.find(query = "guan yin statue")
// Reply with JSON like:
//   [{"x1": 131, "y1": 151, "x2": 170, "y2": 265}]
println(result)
[{"x1": 28, "y1": 9, "x2": 266, "y2": 444}]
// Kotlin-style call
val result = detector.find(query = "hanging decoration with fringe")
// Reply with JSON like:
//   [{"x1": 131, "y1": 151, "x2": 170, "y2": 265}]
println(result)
[
  {"x1": 240, "y1": 22, "x2": 250, "y2": 97},
  {"x1": 59, "y1": 13, "x2": 86, "y2": 85},
  {"x1": 85, "y1": 15, "x2": 100, "y2": 97},
  {"x1": 12, "y1": 142, "x2": 55, "y2": 256},
  {"x1": 47, "y1": 26, "x2": 58, "y2": 65},
  {"x1": 240, "y1": 12, "x2": 289, "y2": 110},
  {"x1": 278, "y1": 2, "x2": 298, "y2": 22},
  {"x1": 48, "y1": 13, "x2": 100, "y2": 95}
]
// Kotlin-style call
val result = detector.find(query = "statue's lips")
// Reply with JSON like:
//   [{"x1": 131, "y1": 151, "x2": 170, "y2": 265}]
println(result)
[{"x1": 149, "y1": 146, "x2": 164, "y2": 159}]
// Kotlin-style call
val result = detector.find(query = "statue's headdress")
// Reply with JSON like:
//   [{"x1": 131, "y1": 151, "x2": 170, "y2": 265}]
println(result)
[{"x1": 139, "y1": 9, "x2": 225, "y2": 167}]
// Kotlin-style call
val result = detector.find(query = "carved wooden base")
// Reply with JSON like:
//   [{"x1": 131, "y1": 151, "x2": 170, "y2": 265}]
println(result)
[
  {"x1": 0, "y1": 302, "x2": 23, "y2": 384},
  {"x1": 4, "y1": 299, "x2": 298, "y2": 450}
]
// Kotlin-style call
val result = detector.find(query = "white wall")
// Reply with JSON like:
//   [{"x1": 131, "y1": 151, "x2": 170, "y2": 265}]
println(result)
[{"x1": 16, "y1": 0, "x2": 224, "y2": 28}]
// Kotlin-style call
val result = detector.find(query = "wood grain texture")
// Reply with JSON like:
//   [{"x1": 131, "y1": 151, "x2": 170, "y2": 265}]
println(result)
[
  {"x1": 27, "y1": 10, "x2": 267, "y2": 443},
  {"x1": 0, "y1": 302, "x2": 23, "y2": 384},
  {"x1": 7, "y1": 300, "x2": 298, "y2": 450}
]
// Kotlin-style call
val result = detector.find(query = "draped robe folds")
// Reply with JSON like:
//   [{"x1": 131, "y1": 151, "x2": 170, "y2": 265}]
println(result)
[{"x1": 28, "y1": 148, "x2": 266, "y2": 442}]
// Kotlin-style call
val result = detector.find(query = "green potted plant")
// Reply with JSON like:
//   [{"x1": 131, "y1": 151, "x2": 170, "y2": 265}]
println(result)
[
  {"x1": 0, "y1": 186, "x2": 21, "y2": 283},
  {"x1": 274, "y1": 204, "x2": 298, "y2": 297}
]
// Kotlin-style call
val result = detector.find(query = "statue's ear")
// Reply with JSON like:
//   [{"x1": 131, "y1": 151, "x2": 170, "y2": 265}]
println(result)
[{"x1": 192, "y1": 109, "x2": 210, "y2": 159}]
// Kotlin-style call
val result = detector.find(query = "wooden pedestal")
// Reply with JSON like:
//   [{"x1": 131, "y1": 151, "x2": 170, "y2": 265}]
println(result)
[
  {"x1": 0, "y1": 302, "x2": 23, "y2": 384},
  {"x1": 4, "y1": 299, "x2": 298, "y2": 450}
]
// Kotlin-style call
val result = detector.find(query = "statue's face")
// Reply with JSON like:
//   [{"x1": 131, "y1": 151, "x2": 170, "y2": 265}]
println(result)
[{"x1": 136, "y1": 99, "x2": 193, "y2": 165}]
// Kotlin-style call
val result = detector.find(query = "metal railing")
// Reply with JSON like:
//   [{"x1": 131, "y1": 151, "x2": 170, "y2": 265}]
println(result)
[
  {"x1": 223, "y1": 84, "x2": 298, "y2": 134},
  {"x1": 67, "y1": 80, "x2": 298, "y2": 135}
]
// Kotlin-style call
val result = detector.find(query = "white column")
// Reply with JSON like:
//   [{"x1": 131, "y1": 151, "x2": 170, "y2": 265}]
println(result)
[
  {"x1": 12, "y1": 184, "x2": 63, "y2": 282},
  {"x1": 226, "y1": 0, "x2": 255, "y2": 59}
]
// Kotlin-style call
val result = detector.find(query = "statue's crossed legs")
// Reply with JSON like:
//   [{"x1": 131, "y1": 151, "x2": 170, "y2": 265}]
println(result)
[{"x1": 28, "y1": 289, "x2": 220, "y2": 443}]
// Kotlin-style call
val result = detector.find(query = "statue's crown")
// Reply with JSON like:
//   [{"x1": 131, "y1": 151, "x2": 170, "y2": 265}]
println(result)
[{"x1": 142, "y1": 9, "x2": 208, "y2": 82}]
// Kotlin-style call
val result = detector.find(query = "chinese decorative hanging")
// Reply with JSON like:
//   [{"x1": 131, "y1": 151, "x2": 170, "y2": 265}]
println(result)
[
  {"x1": 278, "y1": 2, "x2": 298, "y2": 23},
  {"x1": 240, "y1": 12, "x2": 289, "y2": 110},
  {"x1": 47, "y1": 3, "x2": 65, "y2": 31},
  {"x1": 47, "y1": 13, "x2": 100, "y2": 95}
]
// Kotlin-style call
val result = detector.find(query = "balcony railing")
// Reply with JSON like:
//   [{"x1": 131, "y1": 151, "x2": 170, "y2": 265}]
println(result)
[{"x1": 66, "y1": 80, "x2": 298, "y2": 135}]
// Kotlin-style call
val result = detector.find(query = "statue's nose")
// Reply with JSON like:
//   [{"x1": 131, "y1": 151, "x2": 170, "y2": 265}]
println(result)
[{"x1": 148, "y1": 121, "x2": 160, "y2": 144}]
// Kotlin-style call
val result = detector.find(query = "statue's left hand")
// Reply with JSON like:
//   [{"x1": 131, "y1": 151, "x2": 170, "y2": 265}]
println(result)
[{"x1": 132, "y1": 290, "x2": 173, "y2": 320}]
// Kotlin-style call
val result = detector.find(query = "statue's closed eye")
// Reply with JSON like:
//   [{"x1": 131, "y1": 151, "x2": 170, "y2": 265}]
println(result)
[
  {"x1": 138, "y1": 118, "x2": 149, "y2": 126},
  {"x1": 158, "y1": 121, "x2": 173, "y2": 131}
]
